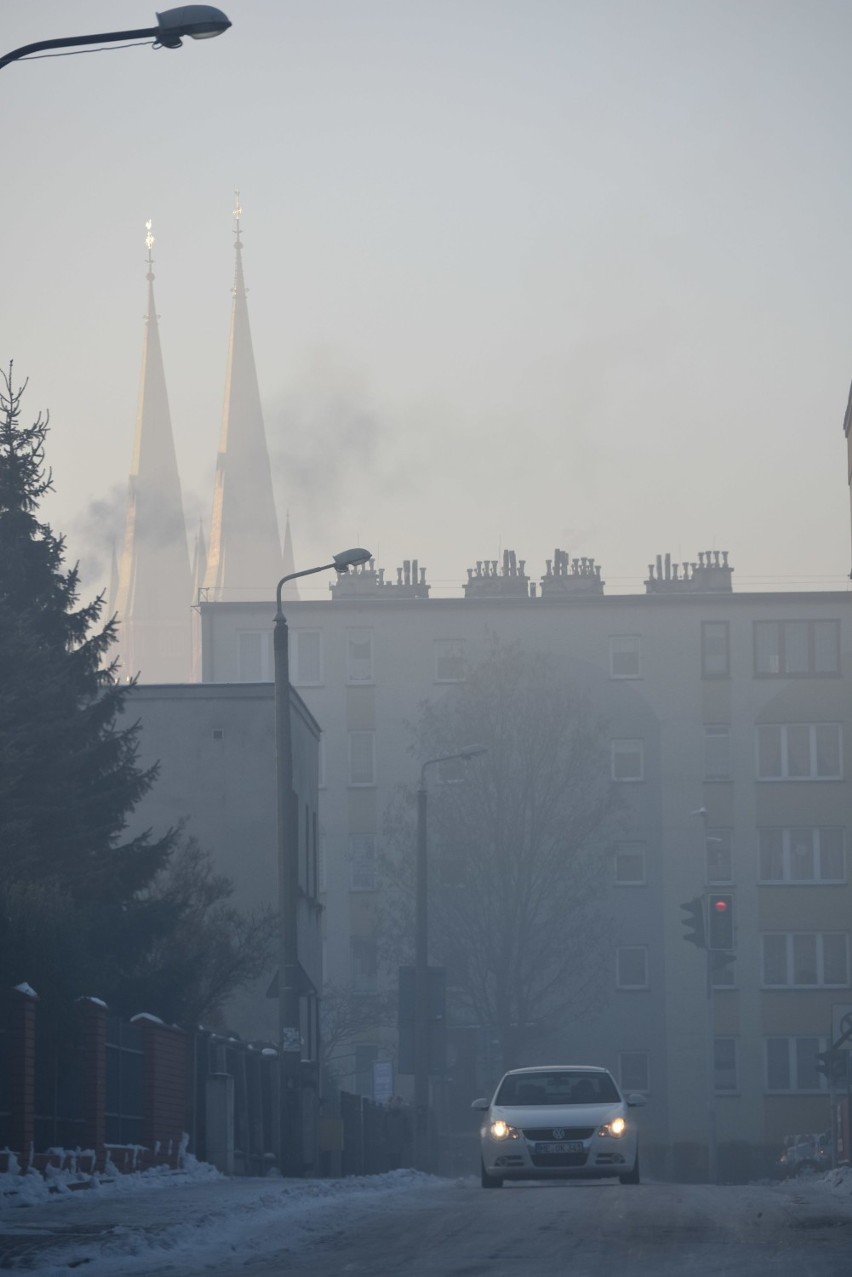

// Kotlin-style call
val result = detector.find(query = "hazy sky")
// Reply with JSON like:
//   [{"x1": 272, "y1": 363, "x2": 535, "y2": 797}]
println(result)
[{"x1": 4, "y1": 0, "x2": 852, "y2": 600}]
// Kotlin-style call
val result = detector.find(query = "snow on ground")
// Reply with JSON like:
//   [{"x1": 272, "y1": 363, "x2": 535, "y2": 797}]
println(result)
[
  {"x1": 0, "y1": 1166, "x2": 444, "y2": 1275},
  {"x1": 3, "y1": 1164, "x2": 852, "y2": 1275}
]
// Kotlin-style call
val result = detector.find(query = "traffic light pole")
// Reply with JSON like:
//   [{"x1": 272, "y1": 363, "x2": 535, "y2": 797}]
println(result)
[{"x1": 705, "y1": 950, "x2": 718, "y2": 1184}]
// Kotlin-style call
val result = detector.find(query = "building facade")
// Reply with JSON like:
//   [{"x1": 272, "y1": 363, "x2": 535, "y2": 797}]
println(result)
[{"x1": 175, "y1": 547, "x2": 852, "y2": 1178}]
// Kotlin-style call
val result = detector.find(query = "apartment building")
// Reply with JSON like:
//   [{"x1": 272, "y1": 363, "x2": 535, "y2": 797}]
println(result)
[{"x1": 130, "y1": 547, "x2": 852, "y2": 1178}]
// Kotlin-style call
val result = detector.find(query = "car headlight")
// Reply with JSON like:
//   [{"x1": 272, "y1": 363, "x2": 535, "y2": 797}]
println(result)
[
  {"x1": 597, "y1": 1116, "x2": 627, "y2": 1138},
  {"x1": 489, "y1": 1120, "x2": 521, "y2": 1141}
]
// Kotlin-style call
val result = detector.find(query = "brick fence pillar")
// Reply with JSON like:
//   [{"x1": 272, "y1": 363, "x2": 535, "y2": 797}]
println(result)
[
  {"x1": 77, "y1": 998, "x2": 107, "y2": 1169},
  {"x1": 133, "y1": 1015, "x2": 187, "y2": 1164},
  {"x1": 6, "y1": 985, "x2": 37, "y2": 1170}
]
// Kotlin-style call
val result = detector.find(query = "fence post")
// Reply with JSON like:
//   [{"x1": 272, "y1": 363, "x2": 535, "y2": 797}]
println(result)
[
  {"x1": 205, "y1": 1073, "x2": 235, "y2": 1174},
  {"x1": 77, "y1": 998, "x2": 107, "y2": 1170},
  {"x1": 6, "y1": 985, "x2": 37, "y2": 1170},
  {"x1": 132, "y1": 1014, "x2": 188, "y2": 1164}
]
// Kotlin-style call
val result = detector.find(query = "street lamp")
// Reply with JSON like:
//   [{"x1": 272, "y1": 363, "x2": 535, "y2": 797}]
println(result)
[
  {"x1": 414, "y1": 745, "x2": 487, "y2": 1169},
  {"x1": 0, "y1": 6, "x2": 231, "y2": 71},
  {"x1": 274, "y1": 546, "x2": 371, "y2": 1177}
]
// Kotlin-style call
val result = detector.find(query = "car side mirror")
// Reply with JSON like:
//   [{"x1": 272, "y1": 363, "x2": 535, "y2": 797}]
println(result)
[
  {"x1": 625, "y1": 1093, "x2": 646, "y2": 1107},
  {"x1": 471, "y1": 1097, "x2": 490, "y2": 1111}
]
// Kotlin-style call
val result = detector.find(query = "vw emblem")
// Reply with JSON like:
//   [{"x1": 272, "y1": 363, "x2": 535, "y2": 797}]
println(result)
[{"x1": 552, "y1": 1127, "x2": 566, "y2": 1140}]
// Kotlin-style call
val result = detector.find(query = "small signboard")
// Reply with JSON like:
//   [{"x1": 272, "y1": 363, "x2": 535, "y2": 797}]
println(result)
[{"x1": 373, "y1": 1059, "x2": 394, "y2": 1105}]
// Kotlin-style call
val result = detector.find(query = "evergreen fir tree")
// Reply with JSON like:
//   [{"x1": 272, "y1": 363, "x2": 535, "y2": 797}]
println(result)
[{"x1": 0, "y1": 367, "x2": 176, "y2": 1014}]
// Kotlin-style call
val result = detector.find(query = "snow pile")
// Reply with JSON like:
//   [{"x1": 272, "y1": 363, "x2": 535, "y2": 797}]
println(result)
[
  {"x1": 0, "y1": 1148, "x2": 220, "y2": 1208},
  {"x1": 19, "y1": 1169, "x2": 440, "y2": 1275},
  {"x1": 816, "y1": 1165, "x2": 852, "y2": 1195}
]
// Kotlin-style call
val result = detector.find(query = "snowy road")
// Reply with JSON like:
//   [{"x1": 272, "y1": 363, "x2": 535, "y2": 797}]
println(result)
[
  {"x1": 4, "y1": 1169, "x2": 852, "y2": 1275},
  {"x1": 234, "y1": 1177, "x2": 852, "y2": 1277}
]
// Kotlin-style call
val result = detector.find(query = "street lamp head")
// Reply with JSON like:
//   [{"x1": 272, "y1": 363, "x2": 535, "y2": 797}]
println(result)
[
  {"x1": 332, "y1": 546, "x2": 372, "y2": 573},
  {"x1": 156, "y1": 6, "x2": 232, "y2": 47},
  {"x1": 459, "y1": 745, "x2": 487, "y2": 760}
]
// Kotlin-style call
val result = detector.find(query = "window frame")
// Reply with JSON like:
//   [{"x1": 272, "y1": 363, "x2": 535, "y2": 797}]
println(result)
[
  {"x1": 611, "y1": 739, "x2": 644, "y2": 783},
  {"x1": 237, "y1": 629, "x2": 271, "y2": 682},
  {"x1": 706, "y1": 828, "x2": 733, "y2": 884},
  {"x1": 346, "y1": 627, "x2": 374, "y2": 684},
  {"x1": 701, "y1": 621, "x2": 730, "y2": 679},
  {"x1": 753, "y1": 619, "x2": 840, "y2": 678},
  {"x1": 434, "y1": 638, "x2": 465, "y2": 683},
  {"x1": 703, "y1": 724, "x2": 731, "y2": 781},
  {"x1": 761, "y1": 932, "x2": 849, "y2": 988},
  {"x1": 764, "y1": 1036, "x2": 828, "y2": 1093},
  {"x1": 613, "y1": 842, "x2": 647, "y2": 886},
  {"x1": 348, "y1": 731, "x2": 376, "y2": 787},
  {"x1": 758, "y1": 827, "x2": 846, "y2": 884},
  {"x1": 714, "y1": 1037, "x2": 739, "y2": 1093},
  {"x1": 616, "y1": 945, "x2": 649, "y2": 990},
  {"x1": 755, "y1": 723, "x2": 843, "y2": 781},
  {"x1": 609, "y1": 634, "x2": 642, "y2": 679},
  {"x1": 290, "y1": 628, "x2": 323, "y2": 686}
]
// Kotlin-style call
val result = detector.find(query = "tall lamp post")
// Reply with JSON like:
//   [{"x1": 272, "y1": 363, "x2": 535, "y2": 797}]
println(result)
[
  {"x1": 0, "y1": 6, "x2": 231, "y2": 70},
  {"x1": 275, "y1": 546, "x2": 371, "y2": 1177},
  {"x1": 414, "y1": 745, "x2": 486, "y2": 1169}
]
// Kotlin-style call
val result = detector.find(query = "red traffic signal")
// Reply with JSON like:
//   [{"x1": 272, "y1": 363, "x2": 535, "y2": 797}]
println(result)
[{"x1": 708, "y1": 893, "x2": 734, "y2": 950}]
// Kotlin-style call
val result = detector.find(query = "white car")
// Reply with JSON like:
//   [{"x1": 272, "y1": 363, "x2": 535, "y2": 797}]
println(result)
[{"x1": 472, "y1": 1065, "x2": 645, "y2": 1187}]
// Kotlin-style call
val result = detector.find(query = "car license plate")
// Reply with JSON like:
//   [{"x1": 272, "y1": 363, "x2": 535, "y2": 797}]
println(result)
[{"x1": 536, "y1": 1140, "x2": 583, "y2": 1154}]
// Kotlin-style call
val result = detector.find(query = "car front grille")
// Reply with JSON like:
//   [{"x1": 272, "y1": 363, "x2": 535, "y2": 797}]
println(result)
[
  {"x1": 523, "y1": 1127, "x2": 595, "y2": 1141},
  {"x1": 530, "y1": 1152, "x2": 589, "y2": 1168}
]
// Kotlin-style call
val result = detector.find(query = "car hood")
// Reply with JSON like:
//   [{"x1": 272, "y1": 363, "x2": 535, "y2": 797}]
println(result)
[{"x1": 489, "y1": 1101, "x2": 625, "y2": 1128}]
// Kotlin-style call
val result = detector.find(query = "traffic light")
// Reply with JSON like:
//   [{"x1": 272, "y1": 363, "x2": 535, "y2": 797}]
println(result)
[
  {"x1": 681, "y1": 897, "x2": 706, "y2": 948},
  {"x1": 707, "y1": 893, "x2": 734, "y2": 950},
  {"x1": 709, "y1": 949, "x2": 735, "y2": 973}
]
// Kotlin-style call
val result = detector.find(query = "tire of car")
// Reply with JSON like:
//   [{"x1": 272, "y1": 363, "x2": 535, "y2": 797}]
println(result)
[
  {"x1": 619, "y1": 1154, "x2": 640, "y2": 1185},
  {"x1": 480, "y1": 1159, "x2": 503, "y2": 1188}
]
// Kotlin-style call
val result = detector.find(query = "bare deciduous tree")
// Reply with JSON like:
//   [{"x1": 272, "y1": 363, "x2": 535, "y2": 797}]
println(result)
[{"x1": 382, "y1": 640, "x2": 618, "y2": 1073}]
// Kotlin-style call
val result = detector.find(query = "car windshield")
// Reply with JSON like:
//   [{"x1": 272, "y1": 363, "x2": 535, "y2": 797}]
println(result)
[{"x1": 495, "y1": 1070, "x2": 620, "y2": 1106}]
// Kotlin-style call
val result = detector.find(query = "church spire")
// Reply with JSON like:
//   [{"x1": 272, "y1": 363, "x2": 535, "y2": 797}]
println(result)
[
  {"x1": 114, "y1": 221, "x2": 192, "y2": 681},
  {"x1": 203, "y1": 194, "x2": 283, "y2": 602},
  {"x1": 282, "y1": 510, "x2": 300, "y2": 601}
]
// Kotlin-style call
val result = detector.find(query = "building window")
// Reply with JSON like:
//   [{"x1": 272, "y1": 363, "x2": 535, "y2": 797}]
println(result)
[
  {"x1": 706, "y1": 829, "x2": 733, "y2": 883},
  {"x1": 237, "y1": 630, "x2": 270, "y2": 681},
  {"x1": 755, "y1": 724, "x2": 842, "y2": 781},
  {"x1": 758, "y1": 828, "x2": 846, "y2": 884},
  {"x1": 701, "y1": 621, "x2": 730, "y2": 678},
  {"x1": 614, "y1": 843, "x2": 646, "y2": 886},
  {"x1": 349, "y1": 834, "x2": 377, "y2": 891},
  {"x1": 611, "y1": 740, "x2": 644, "y2": 782},
  {"x1": 754, "y1": 620, "x2": 840, "y2": 677},
  {"x1": 351, "y1": 938, "x2": 378, "y2": 993},
  {"x1": 347, "y1": 628, "x2": 373, "y2": 683},
  {"x1": 704, "y1": 725, "x2": 731, "y2": 781},
  {"x1": 619, "y1": 1052, "x2": 649, "y2": 1093},
  {"x1": 348, "y1": 732, "x2": 375, "y2": 786},
  {"x1": 762, "y1": 933, "x2": 849, "y2": 988},
  {"x1": 609, "y1": 635, "x2": 642, "y2": 679},
  {"x1": 435, "y1": 639, "x2": 465, "y2": 682},
  {"x1": 290, "y1": 629, "x2": 322, "y2": 685},
  {"x1": 714, "y1": 1038, "x2": 738, "y2": 1092},
  {"x1": 616, "y1": 946, "x2": 649, "y2": 989},
  {"x1": 765, "y1": 1037, "x2": 827, "y2": 1093}
]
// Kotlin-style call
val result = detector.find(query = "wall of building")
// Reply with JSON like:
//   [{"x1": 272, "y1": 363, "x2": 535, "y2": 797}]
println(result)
[{"x1": 133, "y1": 584, "x2": 852, "y2": 1175}]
